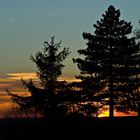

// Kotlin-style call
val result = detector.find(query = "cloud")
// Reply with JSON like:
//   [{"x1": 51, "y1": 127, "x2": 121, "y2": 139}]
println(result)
[
  {"x1": 58, "y1": 76, "x2": 81, "y2": 82},
  {"x1": 6, "y1": 72, "x2": 38, "y2": 80},
  {"x1": 0, "y1": 72, "x2": 38, "y2": 92},
  {"x1": 0, "y1": 72, "x2": 37, "y2": 114},
  {"x1": 0, "y1": 72, "x2": 79, "y2": 92}
]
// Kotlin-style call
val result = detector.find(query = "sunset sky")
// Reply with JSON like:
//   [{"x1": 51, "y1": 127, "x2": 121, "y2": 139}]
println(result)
[{"x1": 0, "y1": 0, "x2": 140, "y2": 115}]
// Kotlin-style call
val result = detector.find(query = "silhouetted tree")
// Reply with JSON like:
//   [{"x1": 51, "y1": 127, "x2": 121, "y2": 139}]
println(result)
[
  {"x1": 74, "y1": 5, "x2": 140, "y2": 118},
  {"x1": 124, "y1": 21, "x2": 140, "y2": 116},
  {"x1": 8, "y1": 37, "x2": 70, "y2": 118},
  {"x1": 134, "y1": 21, "x2": 140, "y2": 43}
]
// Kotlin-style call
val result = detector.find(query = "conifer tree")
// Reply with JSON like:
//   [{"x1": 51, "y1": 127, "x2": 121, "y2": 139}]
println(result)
[
  {"x1": 8, "y1": 37, "x2": 70, "y2": 118},
  {"x1": 74, "y1": 5, "x2": 140, "y2": 118},
  {"x1": 126, "y1": 21, "x2": 140, "y2": 116}
]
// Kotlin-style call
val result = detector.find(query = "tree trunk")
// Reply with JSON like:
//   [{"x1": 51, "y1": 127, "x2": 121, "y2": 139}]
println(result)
[
  {"x1": 137, "y1": 101, "x2": 140, "y2": 117},
  {"x1": 109, "y1": 80, "x2": 114, "y2": 118},
  {"x1": 109, "y1": 40, "x2": 114, "y2": 119}
]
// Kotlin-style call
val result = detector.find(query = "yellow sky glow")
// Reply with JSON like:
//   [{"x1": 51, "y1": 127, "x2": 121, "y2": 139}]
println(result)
[{"x1": 98, "y1": 110, "x2": 137, "y2": 117}]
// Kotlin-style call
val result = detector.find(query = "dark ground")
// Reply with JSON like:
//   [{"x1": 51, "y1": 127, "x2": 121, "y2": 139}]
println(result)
[{"x1": 0, "y1": 116, "x2": 140, "y2": 140}]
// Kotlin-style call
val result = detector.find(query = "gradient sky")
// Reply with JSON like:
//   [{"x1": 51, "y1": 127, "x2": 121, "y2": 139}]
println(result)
[
  {"x1": 0, "y1": 0, "x2": 140, "y2": 115},
  {"x1": 0, "y1": 0, "x2": 140, "y2": 75}
]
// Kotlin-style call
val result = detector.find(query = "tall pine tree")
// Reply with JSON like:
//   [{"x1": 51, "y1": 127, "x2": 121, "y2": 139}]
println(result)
[
  {"x1": 8, "y1": 37, "x2": 70, "y2": 118},
  {"x1": 126, "y1": 21, "x2": 140, "y2": 116},
  {"x1": 74, "y1": 5, "x2": 140, "y2": 118}
]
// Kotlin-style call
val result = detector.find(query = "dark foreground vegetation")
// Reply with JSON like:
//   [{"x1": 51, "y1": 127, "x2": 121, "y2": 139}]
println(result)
[{"x1": 0, "y1": 116, "x2": 140, "y2": 140}]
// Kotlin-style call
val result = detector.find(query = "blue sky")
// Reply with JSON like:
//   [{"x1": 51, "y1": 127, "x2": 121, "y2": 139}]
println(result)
[{"x1": 0, "y1": 0, "x2": 140, "y2": 77}]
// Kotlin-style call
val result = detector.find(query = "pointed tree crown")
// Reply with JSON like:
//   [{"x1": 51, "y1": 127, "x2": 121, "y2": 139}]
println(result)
[{"x1": 30, "y1": 37, "x2": 70, "y2": 89}]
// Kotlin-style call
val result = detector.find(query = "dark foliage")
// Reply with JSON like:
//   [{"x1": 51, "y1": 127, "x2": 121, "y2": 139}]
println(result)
[
  {"x1": 8, "y1": 37, "x2": 70, "y2": 118},
  {"x1": 73, "y1": 5, "x2": 140, "y2": 118}
]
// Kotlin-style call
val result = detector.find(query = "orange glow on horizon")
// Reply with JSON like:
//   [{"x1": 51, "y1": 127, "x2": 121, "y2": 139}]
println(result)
[
  {"x1": 98, "y1": 110, "x2": 109, "y2": 117},
  {"x1": 6, "y1": 72, "x2": 80, "y2": 82},
  {"x1": 0, "y1": 72, "x2": 79, "y2": 94},
  {"x1": 0, "y1": 72, "x2": 79, "y2": 83},
  {"x1": 98, "y1": 110, "x2": 137, "y2": 117},
  {"x1": 0, "y1": 102, "x2": 13, "y2": 113},
  {"x1": 0, "y1": 72, "x2": 138, "y2": 118},
  {"x1": 0, "y1": 72, "x2": 80, "y2": 116}
]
